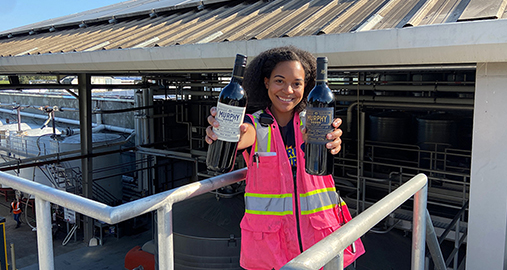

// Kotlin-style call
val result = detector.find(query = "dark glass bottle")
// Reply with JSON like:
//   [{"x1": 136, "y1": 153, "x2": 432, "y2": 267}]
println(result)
[
  {"x1": 305, "y1": 57, "x2": 335, "y2": 176},
  {"x1": 206, "y1": 54, "x2": 248, "y2": 174}
]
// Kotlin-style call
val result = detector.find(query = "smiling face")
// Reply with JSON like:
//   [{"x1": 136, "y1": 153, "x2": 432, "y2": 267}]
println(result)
[{"x1": 264, "y1": 60, "x2": 306, "y2": 126}]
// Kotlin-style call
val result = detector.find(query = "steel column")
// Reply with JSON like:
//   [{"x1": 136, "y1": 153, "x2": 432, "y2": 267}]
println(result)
[{"x1": 78, "y1": 73, "x2": 94, "y2": 244}]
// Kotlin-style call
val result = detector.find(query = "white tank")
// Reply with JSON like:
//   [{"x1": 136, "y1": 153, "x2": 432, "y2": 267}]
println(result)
[
  {"x1": 0, "y1": 125, "x2": 58, "y2": 188},
  {"x1": 52, "y1": 133, "x2": 124, "y2": 204}
]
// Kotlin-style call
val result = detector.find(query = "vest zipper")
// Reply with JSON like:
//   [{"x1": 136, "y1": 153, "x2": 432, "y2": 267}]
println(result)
[{"x1": 292, "y1": 168, "x2": 304, "y2": 253}]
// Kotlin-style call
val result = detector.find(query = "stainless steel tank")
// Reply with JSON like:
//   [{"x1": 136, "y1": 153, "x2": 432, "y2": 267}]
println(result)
[
  {"x1": 53, "y1": 133, "x2": 124, "y2": 203},
  {"x1": 173, "y1": 192, "x2": 244, "y2": 270},
  {"x1": 368, "y1": 110, "x2": 413, "y2": 144},
  {"x1": 416, "y1": 112, "x2": 458, "y2": 150}
]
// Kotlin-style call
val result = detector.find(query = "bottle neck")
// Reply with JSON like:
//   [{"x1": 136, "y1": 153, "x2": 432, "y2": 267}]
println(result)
[
  {"x1": 231, "y1": 64, "x2": 245, "y2": 84},
  {"x1": 316, "y1": 60, "x2": 328, "y2": 84}
]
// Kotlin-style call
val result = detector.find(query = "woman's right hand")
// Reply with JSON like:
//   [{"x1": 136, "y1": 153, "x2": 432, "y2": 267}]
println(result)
[{"x1": 205, "y1": 107, "x2": 219, "y2": 145}]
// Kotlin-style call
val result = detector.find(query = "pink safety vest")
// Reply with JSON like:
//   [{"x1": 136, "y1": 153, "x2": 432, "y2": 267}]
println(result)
[{"x1": 240, "y1": 109, "x2": 364, "y2": 270}]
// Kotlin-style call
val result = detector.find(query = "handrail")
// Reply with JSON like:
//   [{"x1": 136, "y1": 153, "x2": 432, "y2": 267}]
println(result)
[
  {"x1": 281, "y1": 173, "x2": 428, "y2": 270},
  {"x1": 0, "y1": 167, "x2": 248, "y2": 270}
]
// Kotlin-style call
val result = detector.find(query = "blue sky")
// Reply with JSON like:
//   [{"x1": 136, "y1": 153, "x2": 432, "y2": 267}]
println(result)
[{"x1": 1, "y1": 0, "x2": 124, "y2": 32}]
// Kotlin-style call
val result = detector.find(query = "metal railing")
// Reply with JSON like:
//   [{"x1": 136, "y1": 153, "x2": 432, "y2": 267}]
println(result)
[
  {"x1": 281, "y1": 173, "x2": 430, "y2": 270},
  {"x1": 0, "y1": 168, "x2": 440, "y2": 270},
  {"x1": 0, "y1": 167, "x2": 248, "y2": 270}
]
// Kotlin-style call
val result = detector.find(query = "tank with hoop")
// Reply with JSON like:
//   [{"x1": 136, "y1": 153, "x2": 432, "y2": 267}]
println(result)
[{"x1": 50, "y1": 133, "x2": 125, "y2": 204}]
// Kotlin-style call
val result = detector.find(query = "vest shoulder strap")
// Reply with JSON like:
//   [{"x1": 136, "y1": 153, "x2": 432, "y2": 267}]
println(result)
[{"x1": 251, "y1": 110, "x2": 272, "y2": 153}]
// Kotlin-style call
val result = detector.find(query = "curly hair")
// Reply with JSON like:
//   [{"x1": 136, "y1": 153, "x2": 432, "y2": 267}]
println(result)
[{"x1": 243, "y1": 46, "x2": 316, "y2": 113}]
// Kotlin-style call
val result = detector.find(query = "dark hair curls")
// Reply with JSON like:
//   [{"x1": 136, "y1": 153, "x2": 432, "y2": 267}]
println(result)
[{"x1": 242, "y1": 46, "x2": 316, "y2": 113}]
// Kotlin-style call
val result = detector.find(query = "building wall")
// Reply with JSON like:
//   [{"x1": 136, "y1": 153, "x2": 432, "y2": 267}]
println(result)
[{"x1": 468, "y1": 62, "x2": 507, "y2": 269}]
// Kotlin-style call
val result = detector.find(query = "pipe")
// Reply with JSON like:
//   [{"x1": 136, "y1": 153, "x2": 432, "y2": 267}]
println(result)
[
  {"x1": 136, "y1": 147, "x2": 194, "y2": 162},
  {"x1": 0, "y1": 108, "x2": 134, "y2": 134},
  {"x1": 134, "y1": 90, "x2": 144, "y2": 193}
]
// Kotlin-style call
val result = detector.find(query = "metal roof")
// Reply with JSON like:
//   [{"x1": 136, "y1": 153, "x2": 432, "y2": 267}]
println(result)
[{"x1": 1, "y1": 0, "x2": 507, "y2": 74}]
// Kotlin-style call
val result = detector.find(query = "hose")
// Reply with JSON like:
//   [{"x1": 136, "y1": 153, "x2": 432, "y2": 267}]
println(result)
[
  {"x1": 23, "y1": 166, "x2": 37, "y2": 230},
  {"x1": 62, "y1": 224, "x2": 78, "y2": 246}
]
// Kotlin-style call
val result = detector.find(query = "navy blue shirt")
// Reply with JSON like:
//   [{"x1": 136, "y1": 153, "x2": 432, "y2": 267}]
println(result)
[{"x1": 244, "y1": 115, "x2": 297, "y2": 167}]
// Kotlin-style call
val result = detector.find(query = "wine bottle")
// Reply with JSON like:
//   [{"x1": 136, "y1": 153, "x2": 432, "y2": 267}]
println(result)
[
  {"x1": 305, "y1": 57, "x2": 335, "y2": 176},
  {"x1": 206, "y1": 54, "x2": 248, "y2": 174}
]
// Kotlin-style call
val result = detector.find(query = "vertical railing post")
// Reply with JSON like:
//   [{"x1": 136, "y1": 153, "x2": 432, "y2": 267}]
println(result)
[
  {"x1": 412, "y1": 183, "x2": 428, "y2": 269},
  {"x1": 323, "y1": 250, "x2": 343, "y2": 270},
  {"x1": 425, "y1": 210, "x2": 446, "y2": 270},
  {"x1": 35, "y1": 196, "x2": 54, "y2": 270},
  {"x1": 157, "y1": 203, "x2": 174, "y2": 270}
]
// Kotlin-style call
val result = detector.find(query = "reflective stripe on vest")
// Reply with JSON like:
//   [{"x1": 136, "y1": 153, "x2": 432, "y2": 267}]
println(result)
[
  {"x1": 299, "y1": 187, "x2": 340, "y2": 215},
  {"x1": 252, "y1": 111, "x2": 272, "y2": 153},
  {"x1": 244, "y1": 193, "x2": 293, "y2": 216}
]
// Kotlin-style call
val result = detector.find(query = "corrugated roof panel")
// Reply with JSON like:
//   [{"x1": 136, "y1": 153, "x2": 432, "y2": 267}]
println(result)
[
  {"x1": 418, "y1": 0, "x2": 469, "y2": 25},
  {"x1": 371, "y1": 0, "x2": 423, "y2": 29},
  {"x1": 176, "y1": 1, "x2": 268, "y2": 45},
  {"x1": 151, "y1": 6, "x2": 233, "y2": 46},
  {"x1": 339, "y1": 0, "x2": 388, "y2": 32},
  {"x1": 57, "y1": 24, "x2": 124, "y2": 53},
  {"x1": 110, "y1": 17, "x2": 174, "y2": 49},
  {"x1": 169, "y1": 3, "x2": 255, "y2": 45},
  {"x1": 89, "y1": 19, "x2": 150, "y2": 51},
  {"x1": 234, "y1": 1, "x2": 304, "y2": 40},
  {"x1": 287, "y1": 1, "x2": 355, "y2": 36},
  {"x1": 116, "y1": 10, "x2": 195, "y2": 48},
  {"x1": 458, "y1": 0, "x2": 507, "y2": 21},
  {"x1": 216, "y1": 1, "x2": 286, "y2": 41},
  {"x1": 405, "y1": 0, "x2": 445, "y2": 27},
  {"x1": 318, "y1": 0, "x2": 379, "y2": 34},
  {"x1": 253, "y1": 0, "x2": 328, "y2": 40},
  {"x1": 281, "y1": 0, "x2": 340, "y2": 37}
]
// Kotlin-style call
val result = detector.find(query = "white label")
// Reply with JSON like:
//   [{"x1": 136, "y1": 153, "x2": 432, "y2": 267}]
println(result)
[
  {"x1": 214, "y1": 102, "x2": 246, "y2": 142},
  {"x1": 64, "y1": 208, "x2": 76, "y2": 224}
]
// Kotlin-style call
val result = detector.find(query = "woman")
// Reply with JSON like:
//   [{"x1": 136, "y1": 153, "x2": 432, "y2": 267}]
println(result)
[{"x1": 206, "y1": 46, "x2": 364, "y2": 269}]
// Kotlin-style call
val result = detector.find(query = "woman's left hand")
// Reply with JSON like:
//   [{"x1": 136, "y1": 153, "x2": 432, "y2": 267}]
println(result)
[{"x1": 326, "y1": 118, "x2": 343, "y2": 155}]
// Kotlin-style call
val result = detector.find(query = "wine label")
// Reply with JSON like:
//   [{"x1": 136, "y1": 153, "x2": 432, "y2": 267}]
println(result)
[
  {"x1": 214, "y1": 102, "x2": 246, "y2": 142},
  {"x1": 306, "y1": 107, "x2": 334, "y2": 144}
]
